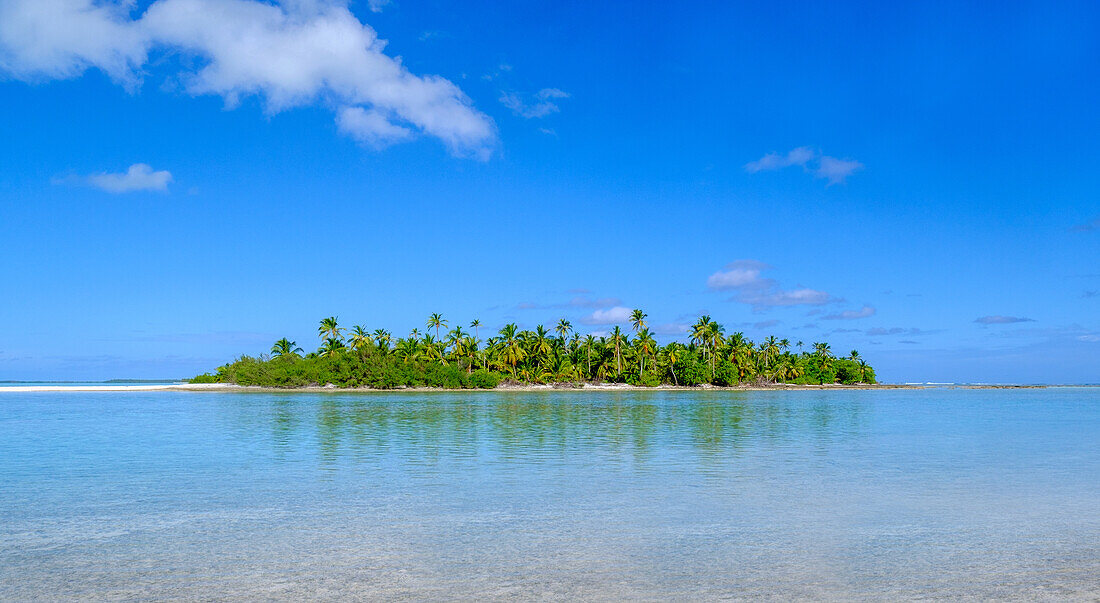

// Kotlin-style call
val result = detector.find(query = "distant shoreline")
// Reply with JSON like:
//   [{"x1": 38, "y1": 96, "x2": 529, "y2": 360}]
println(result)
[{"x1": 0, "y1": 382, "x2": 1068, "y2": 393}]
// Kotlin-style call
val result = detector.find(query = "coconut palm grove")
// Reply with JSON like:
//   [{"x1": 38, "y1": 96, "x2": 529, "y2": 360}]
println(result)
[{"x1": 195, "y1": 312, "x2": 875, "y2": 388}]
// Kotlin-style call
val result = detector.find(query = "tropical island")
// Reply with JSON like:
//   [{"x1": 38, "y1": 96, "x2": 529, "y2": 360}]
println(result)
[{"x1": 191, "y1": 312, "x2": 876, "y2": 389}]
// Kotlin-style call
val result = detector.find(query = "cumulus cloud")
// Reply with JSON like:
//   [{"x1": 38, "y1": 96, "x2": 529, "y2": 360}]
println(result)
[
  {"x1": 706, "y1": 260, "x2": 837, "y2": 310},
  {"x1": 975, "y1": 315, "x2": 1035, "y2": 325},
  {"x1": 823, "y1": 305, "x2": 876, "y2": 320},
  {"x1": 499, "y1": 88, "x2": 569, "y2": 119},
  {"x1": 0, "y1": 0, "x2": 148, "y2": 86},
  {"x1": 581, "y1": 306, "x2": 632, "y2": 325},
  {"x1": 77, "y1": 163, "x2": 173, "y2": 193},
  {"x1": 0, "y1": 0, "x2": 495, "y2": 157},
  {"x1": 745, "y1": 146, "x2": 863, "y2": 185}
]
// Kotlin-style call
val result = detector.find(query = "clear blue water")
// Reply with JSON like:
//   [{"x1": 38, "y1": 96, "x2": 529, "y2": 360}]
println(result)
[{"x1": 1, "y1": 389, "x2": 1098, "y2": 599}]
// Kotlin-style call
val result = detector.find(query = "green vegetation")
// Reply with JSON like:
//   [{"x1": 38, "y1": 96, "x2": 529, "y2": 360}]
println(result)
[{"x1": 195, "y1": 313, "x2": 875, "y2": 388}]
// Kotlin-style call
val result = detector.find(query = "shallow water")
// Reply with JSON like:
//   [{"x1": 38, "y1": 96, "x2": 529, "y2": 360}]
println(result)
[{"x1": 1, "y1": 389, "x2": 1098, "y2": 600}]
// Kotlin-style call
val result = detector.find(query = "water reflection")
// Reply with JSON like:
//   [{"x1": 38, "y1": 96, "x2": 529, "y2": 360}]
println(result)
[{"x1": 225, "y1": 391, "x2": 866, "y2": 468}]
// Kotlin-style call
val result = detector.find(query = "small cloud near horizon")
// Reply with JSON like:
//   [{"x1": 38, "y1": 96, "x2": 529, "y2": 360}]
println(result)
[
  {"x1": 823, "y1": 305, "x2": 876, "y2": 320},
  {"x1": 975, "y1": 315, "x2": 1035, "y2": 324},
  {"x1": 60, "y1": 163, "x2": 173, "y2": 193},
  {"x1": 707, "y1": 260, "x2": 838, "y2": 310},
  {"x1": 581, "y1": 306, "x2": 632, "y2": 325},
  {"x1": 745, "y1": 146, "x2": 863, "y2": 185}
]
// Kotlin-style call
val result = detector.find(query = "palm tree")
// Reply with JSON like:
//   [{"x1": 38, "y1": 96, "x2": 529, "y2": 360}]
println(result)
[
  {"x1": 582, "y1": 334, "x2": 597, "y2": 379},
  {"x1": 608, "y1": 326, "x2": 627, "y2": 377},
  {"x1": 630, "y1": 309, "x2": 647, "y2": 332},
  {"x1": 533, "y1": 325, "x2": 553, "y2": 368},
  {"x1": 849, "y1": 350, "x2": 860, "y2": 361},
  {"x1": 762, "y1": 335, "x2": 780, "y2": 369},
  {"x1": 498, "y1": 323, "x2": 526, "y2": 377},
  {"x1": 634, "y1": 328, "x2": 655, "y2": 376},
  {"x1": 372, "y1": 329, "x2": 391, "y2": 352},
  {"x1": 271, "y1": 338, "x2": 302, "y2": 358},
  {"x1": 427, "y1": 313, "x2": 447, "y2": 340},
  {"x1": 349, "y1": 325, "x2": 371, "y2": 351},
  {"x1": 691, "y1": 315, "x2": 713, "y2": 366},
  {"x1": 470, "y1": 319, "x2": 482, "y2": 342},
  {"x1": 395, "y1": 338, "x2": 420, "y2": 363},
  {"x1": 814, "y1": 342, "x2": 834, "y2": 384},
  {"x1": 318, "y1": 337, "x2": 346, "y2": 357},
  {"x1": 318, "y1": 317, "x2": 344, "y2": 342},
  {"x1": 666, "y1": 343, "x2": 681, "y2": 385},
  {"x1": 555, "y1": 319, "x2": 573, "y2": 348},
  {"x1": 705, "y1": 320, "x2": 725, "y2": 379}
]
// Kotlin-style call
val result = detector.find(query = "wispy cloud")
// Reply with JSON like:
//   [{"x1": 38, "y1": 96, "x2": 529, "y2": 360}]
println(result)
[
  {"x1": 367, "y1": 0, "x2": 391, "y2": 13},
  {"x1": 62, "y1": 163, "x2": 174, "y2": 193},
  {"x1": 815, "y1": 156, "x2": 863, "y2": 185},
  {"x1": 515, "y1": 295, "x2": 621, "y2": 311},
  {"x1": 975, "y1": 315, "x2": 1035, "y2": 325},
  {"x1": 499, "y1": 88, "x2": 570, "y2": 119},
  {"x1": 0, "y1": 0, "x2": 495, "y2": 157},
  {"x1": 744, "y1": 146, "x2": 815, "y2": 173},
  {"x1": 653, "y1": 323, "x2": 689, "y2": 336},
  {"x1": 581, "y1": 306, "x2": 633, "y2": 325},
  {"x1": 866, "y1": 327, "x2": 930, "y2": 336},
  {"x1": 1071, "y1": 217, "x2": 1100, "y2": 232},
  {"x1": 745, "y1": 146, "x2": 863, "y2": 185},
  {"x1": 707, "y1": 260, "x2": 837, "y2": 310},
  {"x1": 823, "y1": 305, "x2": 876, "y2": 320}
]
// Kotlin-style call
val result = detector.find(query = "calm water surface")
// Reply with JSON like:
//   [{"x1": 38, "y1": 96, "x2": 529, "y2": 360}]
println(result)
[{"x1": 1, "y1": 389, "x2": 1098, "y2": 600}]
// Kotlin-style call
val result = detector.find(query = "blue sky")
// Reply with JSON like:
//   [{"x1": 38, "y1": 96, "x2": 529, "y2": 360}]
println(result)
[{"x1": 1, "y1": 0, "x2": 1098, "y2": 383}]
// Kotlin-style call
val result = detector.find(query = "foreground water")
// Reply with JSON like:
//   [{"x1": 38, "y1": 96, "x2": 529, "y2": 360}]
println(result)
[{"x1": 1, "y1": 389, "x2": 1098, "y2": 600}]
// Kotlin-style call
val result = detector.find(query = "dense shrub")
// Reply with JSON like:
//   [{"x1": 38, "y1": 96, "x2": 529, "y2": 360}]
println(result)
[{"x1": 469, "y1": 369, "x2": 500, "y2": 389}]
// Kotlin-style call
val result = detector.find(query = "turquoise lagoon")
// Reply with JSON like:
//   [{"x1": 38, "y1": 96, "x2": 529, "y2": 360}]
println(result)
[{"x1": 1, "y1": 388, "x2": 1098, "y2": 599}]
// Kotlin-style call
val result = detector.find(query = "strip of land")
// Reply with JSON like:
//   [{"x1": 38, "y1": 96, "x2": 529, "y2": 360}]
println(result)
[{"x1": 0, "y1": 383, "x2": 1054, "y2": 393}]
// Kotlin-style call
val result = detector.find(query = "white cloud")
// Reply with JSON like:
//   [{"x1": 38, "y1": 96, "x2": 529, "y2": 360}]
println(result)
[
  {"x1": 815, "y1": 156, "x2": 863, "y2": 185},
  {"x1": 500, "y1": 88, "x2": 569, "y2": 119},
  {"x1": 823, "y1": 305, "x2": 876, "y2": 320},
  {"x1": 0, "y1": 0, "x2": 148, "y2": 86},
  {"x1": 366, "y1": 0, "x2": 390, "y2": 13},
  {"x1": 745, "y1": 146, "x2": 863, "y2": 185},
  {"x1": 744, "y1": 146, "x2": 814, "y2": 173},
  {"x1": 707, "y1": 260, "x2": 837, "y2": 310},
  {"x1": 581, "y1": 306, "x2": 632, "y2": 325},
  {"x1": 336, "y1": 106, "x2": 412, "y2": 147},
  {"x1": 84, "y1": 163, "x2": 173, "y2": 193},
  {"x1": 0, "y1": 0, "x2": 495, "y2": 157}
]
